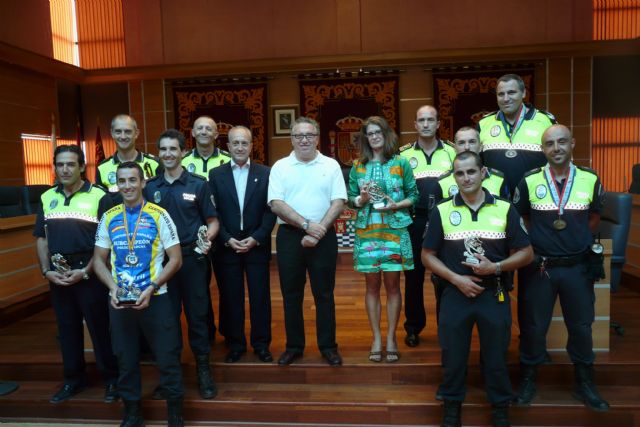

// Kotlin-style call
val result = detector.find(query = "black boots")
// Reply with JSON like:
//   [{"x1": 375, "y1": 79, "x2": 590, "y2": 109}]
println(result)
[
  {"x1": 514, "y1": 364, "x2": 537, "y2": 405},
  {"x1": 120, "y1": 400, "x2": 144, "y2": 427},
  {"x1": 167, "y1": 398, "x2": 184, "y2": 427},
  {"x1": 491, "y1": 402, "x2": 511, "y2": 427},
  {"x1": 441, "y1": 400, "x2": 462, "y2": 427},
  {"x1": 572, "y1": 363, "x2": 610, "y2": 412},
  {"x1": 195, "y1": 354, "x2": 217, "y2": 399}
]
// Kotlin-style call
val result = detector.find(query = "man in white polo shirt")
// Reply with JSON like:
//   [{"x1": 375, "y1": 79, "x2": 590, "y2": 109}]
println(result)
[{"x1": 268, "y1": 116, "x2": 347, "y2": 366}]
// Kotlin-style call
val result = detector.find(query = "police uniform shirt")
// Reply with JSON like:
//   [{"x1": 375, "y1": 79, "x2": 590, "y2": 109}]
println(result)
[
  {"x1": 181, "y1": 147, "x2": 231, "y2": 179},
  {"x1": 144, "y1": 170, "x2": 217, "y2": 245},
  {"x1": 399, "y1": 140, "x2": 456, "y2": 211},
  {"x1": 435, "y1": 167, "x2": 509, "y2": 203},
  {"x1": 478, "y1": 104, "x2": 555, "y2": 192},
  {"x1": 423, "y1": 190, "x2": 530, "y2": 277},
  {"x1": 96, "y1": 151, "x2": 159, "y2": 193},
  {"x1": 514, "y1": 165, "x2": 603, "y2": 257},
  {"x1": 33, "y1": 181, "x2": 113, "y2": 255}
]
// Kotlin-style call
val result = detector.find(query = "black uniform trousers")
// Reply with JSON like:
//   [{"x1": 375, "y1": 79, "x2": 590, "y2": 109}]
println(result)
[
  {"x1": 109, "y1": 293, "x2": 183, "y2": 401},
  {"x1": 439, "y1": 284, "x2": 513, "y2": 404},
  {"x1": 167, "y1": 248, "x2": 213, "y2": 356},
  {"x1": 50, "y1": 274, "x2": 118, "y2": 387},
  {"x1": 276, "y1": 225, "x2": 338, "y2": 353},
  {"x1": 403, "y1": 213, "x2": 428, "y2": 335},
  {"x1": 518, "y1": 262, "x2": 595, "y2": 366},
  {"x1": 215, "y1": 254, "x2": 272, "y2": 353}
]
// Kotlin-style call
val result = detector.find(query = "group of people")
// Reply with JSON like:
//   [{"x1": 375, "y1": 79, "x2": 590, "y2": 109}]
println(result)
[{"x1": 34, "y1": 73, "x2": 609, "y2": 427}]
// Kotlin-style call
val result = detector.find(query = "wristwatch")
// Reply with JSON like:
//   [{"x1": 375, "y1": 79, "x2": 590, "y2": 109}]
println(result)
[
  {"x1": 150, "y1": 281, "x2": 161, "y2": 292},
  {"x1": 42, "y1": 269, "x2": 51, "y2": 278},
  {"x1": 301, "y1": 220, "x2": 310, "y2": 231},
  {"x1": 81, "y1": 268, "x2": 90, "y2": 280}
]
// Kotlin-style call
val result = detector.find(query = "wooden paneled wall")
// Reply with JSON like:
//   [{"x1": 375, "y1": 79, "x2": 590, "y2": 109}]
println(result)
[{"x1": 0, "y1": 63, "x2": 57, "y2": 186}]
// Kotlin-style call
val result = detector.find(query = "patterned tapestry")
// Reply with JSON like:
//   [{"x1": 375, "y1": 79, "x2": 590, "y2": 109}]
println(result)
[
  {"x1": 172, "y1": 83, "x2": 268, "y2": 164},
  {"x1": 300, "y1": 76, "x2": 399, "y2": 248},
  {"x1": 433, "y1": 69, "x2": 535, "y2": 141},
  {"x1": 299, "y1": 76, "x2": 399, "y2": 167}
]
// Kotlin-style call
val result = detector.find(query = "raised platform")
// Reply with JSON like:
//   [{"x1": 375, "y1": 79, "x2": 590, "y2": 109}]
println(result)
[{"x1": 0, "y1": 264, "x2": 639, "y2": 426}]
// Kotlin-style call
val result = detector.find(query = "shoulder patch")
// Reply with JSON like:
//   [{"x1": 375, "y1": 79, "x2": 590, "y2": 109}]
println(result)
[
  {"x1": 537, "y1": 108, "x2": 557, "y2": 123},
  {"x1": 441, "y1": 139, "x2": 454, "y2": 148},
  {"x1": 142, "y1": 152, "x2": 159, "y2": 162},
  {"x1": 438, "y1": 196, "x2": 453, "y2": 206},
  {"x1": 576, "y1": 165, "x2": 598, "y2": 176},
  {"x1": 97, "y1": 156, "x2": 113, "y2": 166},
  {"x1": 523, "y1": 167, "x2": 542, "y2": 178},
  {"x1": 481, "y1": 110, "x2": 499, "y2": 119},
  {"x1": 438, "y1": 170, "x2": 453, "y2": 180},
  {"x1": 218, "y1": 149, "x2": 231, "y2": 157},
  {"x1": 399, "y1": 143, "x2": 413, "y2": 152}
]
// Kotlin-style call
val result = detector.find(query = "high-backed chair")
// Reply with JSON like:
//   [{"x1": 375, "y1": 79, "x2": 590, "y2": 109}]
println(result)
[
  {"x1": 0, "y1": 186, "x2": 25, "y2": 218},
  {"x1": 21, "y1": 185, "x2": 51, "y2": 215},
  {"x1": 598, "y1": 191, "x2": 632, "y2": 336}
]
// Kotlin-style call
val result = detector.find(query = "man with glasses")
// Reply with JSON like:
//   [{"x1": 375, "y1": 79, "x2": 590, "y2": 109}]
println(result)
[
  {"x1": 268, "y1": 117, "x2": 347, "y2": 366},
  {"x1": 399, "y1": 105, "x2": 456, "y2": 348},
  {"x1": 209, "y1": 126, "x2": 276, "y2": 364}
]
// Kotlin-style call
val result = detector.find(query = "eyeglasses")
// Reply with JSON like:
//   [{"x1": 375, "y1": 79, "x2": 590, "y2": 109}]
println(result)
[
  {"x1": 366, "y1": 130, "x2": 383, "y2": 138},
  {"x1": 292, "y1": 134, "x2": 318, "y2": 141}
]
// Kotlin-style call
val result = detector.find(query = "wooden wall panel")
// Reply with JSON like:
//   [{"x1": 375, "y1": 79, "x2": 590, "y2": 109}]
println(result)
[
  {"x1": 0, "y1": 0, "x2": 53, "y2": 58},
  {"x1": 0, "y1": 63, "x2": 56, "y2": 186},
  {"x1": 122, "y1": 0, "x2": 164, "y2": 67}
]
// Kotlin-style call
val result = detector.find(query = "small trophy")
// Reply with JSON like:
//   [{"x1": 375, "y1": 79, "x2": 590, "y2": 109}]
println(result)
[
  {"x1": 463, "y1": 235, "x2": 485, "y2": 266},
  {"x1": 51, "y1": 253, "x2": 71, "y2": 274},
  {"x1": 367, "y1": 181, "x2": 390, "y2": 210},
  {"x1": 116, "y1": 271, "x2": 141, "y2": 306},
  {"x1": 194, "y1": 225, "x2": 209, "y2": 254}
]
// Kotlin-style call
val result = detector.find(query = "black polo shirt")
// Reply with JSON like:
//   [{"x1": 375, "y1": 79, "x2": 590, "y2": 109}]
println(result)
[
  {"x1": 144, "y1": 170, "x2": 217, "y2": 245},
  {"x1": 514, "y1": 169, "x2": 603, "y2": 257},
  {"x1": 34, "y1": 181, "x2": 113, "y2": 255},
  {"x1": 423, "y1": 190, "x2": 530, "y2": 277}
]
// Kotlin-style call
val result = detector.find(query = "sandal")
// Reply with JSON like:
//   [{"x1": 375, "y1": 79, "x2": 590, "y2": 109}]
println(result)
[
  {"x1": 368, "y1": 351, "x2": 382, "y2": 363},
  {"x1": 385, "y1": 351, "x2": 400, "y2": 363}
]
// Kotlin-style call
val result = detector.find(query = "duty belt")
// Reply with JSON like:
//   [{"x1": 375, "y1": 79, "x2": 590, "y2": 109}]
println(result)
[{"x1": 534, "y1": 251, "x2": 588, "y2": 268}]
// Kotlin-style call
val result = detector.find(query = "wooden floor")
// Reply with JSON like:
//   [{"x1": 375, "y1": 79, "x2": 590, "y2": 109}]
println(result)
[{"x1": 1, "y1": 257, "x2": 640, "y2": 426}]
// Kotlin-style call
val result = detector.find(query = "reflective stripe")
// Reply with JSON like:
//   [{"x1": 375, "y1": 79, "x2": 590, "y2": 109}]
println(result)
[
  {"x1": 531, "y1": 202, "x2": 590, "y2": 211},
  {"x1": 483, "y1": 142, "x2": 542, "y2": 152},
  {"x1": 444, "y1": 230, "x2": 507, "y2": 240},
  {"x1": 414, "y1": 170, "x2": 448, "y2": 179},
  {"x1": 44, "y1": 212, "x2": 100, "y2": 223}
]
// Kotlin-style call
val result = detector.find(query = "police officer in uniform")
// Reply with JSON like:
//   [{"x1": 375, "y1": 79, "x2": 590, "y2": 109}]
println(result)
[
  {"x1": 435, "y1": 127, "x2": 509, "y2": 203},
  {"x1": 94, "y1": 161, "x2": 185, "y2": 427},
  {"x1": 181, "y1": 115, "x2": 231, "y2": 178},
  {"x1": 96, "y1": 114, "x2": 159, "y2": 200},
  {"x1": 399, "y1": 105, "x2": 455, "y2": 347},
  {"x1": 513, "y1": 124, "x2": 609, "y2": 411},
  {"x1": 422, "y1": 151, "x2": 533, "y2": 427},
  {"x1": 34, "y1": 144, "x2": 118, "y2": 404},
  {"x1": 144, "y1": 129, "x2": 219, "y2": 400},
  {"x1": 478, "y1": 74, "x2": 556, "y2": 195}
]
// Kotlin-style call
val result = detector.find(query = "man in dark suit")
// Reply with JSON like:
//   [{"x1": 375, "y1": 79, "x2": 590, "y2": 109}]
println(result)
[{"x1": 209, "y1": 126, "x2": 276, "y2": 363}]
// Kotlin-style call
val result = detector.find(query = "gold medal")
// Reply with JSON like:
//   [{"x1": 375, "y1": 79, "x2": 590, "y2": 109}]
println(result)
[{"x1": 553, "y1": 218, "x2": 567, "y2": 230}]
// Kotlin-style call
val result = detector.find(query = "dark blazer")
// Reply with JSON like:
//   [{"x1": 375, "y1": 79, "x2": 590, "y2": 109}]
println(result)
[{"x1": 208, "y1": 162, "x2": 276, "y2": 263}]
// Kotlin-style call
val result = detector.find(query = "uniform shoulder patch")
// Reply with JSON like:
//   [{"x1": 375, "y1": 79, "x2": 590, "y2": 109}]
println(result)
[
  {"x1": 399, "y1": 143, "x2": 413, "y2": 152},
  {"x1": 523, "y1": 167, "x2": 542, "y2": 178},
  {"x1": 142, "y1": 152, "x2": 159, "y2": 162},
  {"x1": 438, "y1": 170, "x2": 453, "y2": 180},
  {"x1": 441, "y1": 139, "x2": 454, "y2": 148},
  {"x1": 90, "y1": 184, "x2": 108, "y2": 196},
  {"x1": 537, "y1": 108, "x2": 557, "y2": 124},
  {"x1": 219, "y1": 149, "x2": 231, "y2": 157},
  {"x1": 488, "y1": 167, "x2": 505, "y2": 177},
  {"x1": 189, "y1": 172, "x2": 207, "y2": 181},
  {"x1": 481, "y1": 110, "x2": 498, "y2": 119},
  {"x1": 576, "y1": 165, "x2": 598, "y2": 176},
  {"x1": 97, "y1": 156, "x2": 113, "y2": 166},
  {"x1": 438, "y1": 196, "x2": 453, "y2": 205}
]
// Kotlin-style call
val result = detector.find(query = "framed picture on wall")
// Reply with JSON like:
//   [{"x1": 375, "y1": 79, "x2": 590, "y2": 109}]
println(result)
[{"x1": 273, "y1": 107, "x2": 298, "y2": 136}]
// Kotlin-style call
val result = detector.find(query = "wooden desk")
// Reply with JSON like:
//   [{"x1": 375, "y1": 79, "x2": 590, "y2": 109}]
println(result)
[
  {"x1": 623, "y1": 194, "x2": 640, "y2": 279},
  {"x1": 0, "y1": 215, "x2": 49, "y2": 325}
]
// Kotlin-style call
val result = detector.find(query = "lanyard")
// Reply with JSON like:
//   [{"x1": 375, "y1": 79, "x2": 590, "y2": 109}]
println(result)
[
  {"x1": 498, "y1": 104, "x2": 527, "y2": 141},
  {"x1": 544, "y1": 163, "x2": 576, "y2": 216},
  {"x1": 122, "y1": 201, "x2": 145, "y2": 255}
]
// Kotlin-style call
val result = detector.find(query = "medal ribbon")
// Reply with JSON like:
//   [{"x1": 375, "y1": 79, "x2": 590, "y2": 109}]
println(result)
[
  {"x1": 498, "y1": 104, "x2": 527, "y2": 142},
  {"x1": 544, "y1": 163, "x2": 576, "y2": 217},
  {"x1": 122, "y1": 201, "x2": 145, "y2": 255}
]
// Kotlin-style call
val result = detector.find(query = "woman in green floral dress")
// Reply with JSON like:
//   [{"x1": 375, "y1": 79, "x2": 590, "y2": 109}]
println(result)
[{"x1": 348, "y1": 116, "x2": 418, "y2": 363}]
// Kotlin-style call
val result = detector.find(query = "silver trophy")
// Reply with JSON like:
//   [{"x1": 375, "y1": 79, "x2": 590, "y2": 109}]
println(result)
[
  {"x1": 51, "y1": 253, "x2": 71, "y2": 274},
  {"x1": 194, "y1": 225, "x2": 209, "y2": 254},
  {"x1": 367, "y1": 181, "x2": 390, "y2": 210},
  {"x1": 463, "y1": 235, "x2": 485, "y2": 266},
  {"x1": 116, "y1": 271, "x2": 141, "y2": 306}
]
